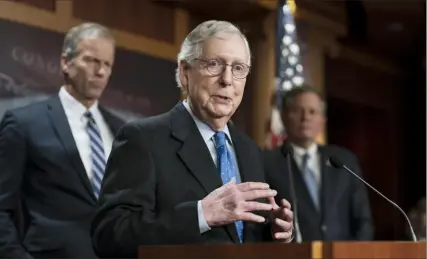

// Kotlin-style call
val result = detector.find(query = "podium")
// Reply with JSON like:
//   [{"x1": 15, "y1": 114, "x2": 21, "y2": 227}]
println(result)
[
  {"x1": 138, "y1": 241, "x2": 426, "y2": 259},
  {"x1": 322, "y1": 241, "x2": 426, "y2": 259}
]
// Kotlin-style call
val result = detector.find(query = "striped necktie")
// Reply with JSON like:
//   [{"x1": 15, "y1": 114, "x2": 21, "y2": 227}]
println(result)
[
  {"x1": 84, "y1": 111, "x2": 106, "y2": 198},
  {"x1": 214, "y1": 131, "x2": 244, "y2": 243}
]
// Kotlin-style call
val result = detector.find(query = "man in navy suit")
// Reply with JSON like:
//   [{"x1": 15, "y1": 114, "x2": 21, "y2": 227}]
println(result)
[
  {"x1": 0, "y1": 22, "x2": 124, "y2": 258},
  {"x1": 264, "y1": 85, "x2": 373, "y2": 241},
  {"x1": 91, "y1": 20, "x2": 294, "y2": 258}
]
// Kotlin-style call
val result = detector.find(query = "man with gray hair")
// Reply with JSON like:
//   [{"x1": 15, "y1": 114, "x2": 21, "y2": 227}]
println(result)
[
  {"x1": 91, "y1": 20, "x2": 294, "y2": 258},
  {"x1": 0, "y1": 22, "x2": 124, "y2": 258}
]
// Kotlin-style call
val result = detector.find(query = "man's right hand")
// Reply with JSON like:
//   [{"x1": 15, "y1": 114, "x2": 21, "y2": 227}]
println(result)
[{"x1": 201, "y1": 179, "x2": 277, "y2": 227}]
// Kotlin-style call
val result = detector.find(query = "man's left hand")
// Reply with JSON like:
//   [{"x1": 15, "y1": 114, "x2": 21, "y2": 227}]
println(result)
[{"x1": 268, "y1": 197, "x2": 294, "y2": 243}]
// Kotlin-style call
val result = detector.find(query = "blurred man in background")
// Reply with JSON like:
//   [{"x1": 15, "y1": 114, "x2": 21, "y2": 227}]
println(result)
[
  {"x1": 264, "y1": 85, "x2": 374, "y2": 241},
  {"x1": 0, "y1": 22, "x2": 124, "y2": 258}
]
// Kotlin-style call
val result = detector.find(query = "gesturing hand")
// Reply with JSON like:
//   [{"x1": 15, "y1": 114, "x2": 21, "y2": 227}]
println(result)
[
  {"x1": 201, "y1": 179, "x2": 277, "y2": 227},
  {"x1": 268, "y1": 197, "x2": 294, "y2": 242}
]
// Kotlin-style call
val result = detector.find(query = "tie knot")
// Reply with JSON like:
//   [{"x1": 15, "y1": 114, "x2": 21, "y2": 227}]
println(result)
[
  {"x1": 302, "y1": 152, "x2": 310, "y2": 163},
  {"x1": 84, "y1": 111, "x2": 95, "y2": 122},
  {"x1": 214, "y1": 131, "x2": 227, "y2": 148},
  {"x1": 84, "y1": 111, "x2": 92, "y2": 119}
]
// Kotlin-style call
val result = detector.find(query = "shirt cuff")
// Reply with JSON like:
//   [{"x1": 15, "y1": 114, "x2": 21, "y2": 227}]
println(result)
[{"x1": 197, "y1": 200, "x2": 211, "y2": 234}]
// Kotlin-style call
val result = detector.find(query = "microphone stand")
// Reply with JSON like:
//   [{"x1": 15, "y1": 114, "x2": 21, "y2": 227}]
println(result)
[{"x1": 283, "y1": 145, "x2": 303, "y2": 243}]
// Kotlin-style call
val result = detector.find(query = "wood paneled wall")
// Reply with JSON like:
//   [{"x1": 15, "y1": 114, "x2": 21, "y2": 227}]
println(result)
[
  {"x1": 12, "y1": 0, "x2": 55, "y2": 11},
  {"x1": 73, "y1": 0, "x2": 175, "y2": 43},
  {"x1": 325, "y1": 55, "x2": 404, "y2": 239},
  {"x1": 1, "y1": 0, "x2": 189, "y2": 61}
]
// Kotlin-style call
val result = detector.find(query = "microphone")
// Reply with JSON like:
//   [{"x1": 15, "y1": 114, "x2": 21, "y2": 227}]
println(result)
[
  {"x1": 329, "y1": 156, "x2": 418, "y2": 242},
  {"x1": 281, "y1": 144, "x2": 303, "y2": 243}
]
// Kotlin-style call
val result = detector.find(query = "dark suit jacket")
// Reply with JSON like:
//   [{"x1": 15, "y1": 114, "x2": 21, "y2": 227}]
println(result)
[
  {"x1": 264, "y1": 142, "x2": 373, "y2": 241},
  {"x1": 0, "y1": 95, "x2": 124, "y2": 258},
  {"x1": 91, "y1": 103, "x2": 273, "y2": 258}
]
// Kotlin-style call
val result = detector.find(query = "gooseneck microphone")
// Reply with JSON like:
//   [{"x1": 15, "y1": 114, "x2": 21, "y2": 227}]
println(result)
[
  {"x1": 329, "y1": 156, "x2": 418, "y2": 242},
  {"x1": 281, "y1": 144, "x2": 303, "y2": 243}
]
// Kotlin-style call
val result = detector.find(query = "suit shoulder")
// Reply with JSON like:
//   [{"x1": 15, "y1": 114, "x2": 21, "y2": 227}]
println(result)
[
  {"x1": 262, "y1": 147, "x2": 283, "y2": 161},
  {"x1": 323, "y1": 144, "x2": 354, "y2": 155},
  {"x1": 239, "y1": 131, "x2": 258, "y2": 147},
  {"x1": 99, "y1": 106, "x2": 126, "y2": 120},
  {"x1": 7, "y1": 97, "x2": 51, "y2": 114},
  {"x1": 322, "y1": 144, "x2": 358, "y2": 163},
  {"x1": 119, "y1": 112, "x2": 170, "y2": 136},
  {"x1": 231, "y1": 126, "x2": 260, "y2": 151},
  {"x1": 2, "y1": 97, "x2": 52, "y2": 123}
]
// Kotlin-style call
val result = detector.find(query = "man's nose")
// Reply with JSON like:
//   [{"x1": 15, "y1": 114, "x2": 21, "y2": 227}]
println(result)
[
  {"x1": 96, "y1": 65, "x2": 108, "y2": 77},
  {"x1": 301, "y1": 110, "x2": 311, "y2": 120},
  {"x1": 219, "y1": 66, "x2": 233, "y2": 86}
]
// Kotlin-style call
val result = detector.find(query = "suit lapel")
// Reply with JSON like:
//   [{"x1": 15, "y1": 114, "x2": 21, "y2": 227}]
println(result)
[
  {"x1": 47, "y1": 96, "x2": 96, "y2": 203},
  {"x1": 280, "y1": 140, "x2": 320, "y2": 217},
  {"x1": 319, "y1": 146, "x2": 339, "y2": 221},
  {"x1": 171, "y1": 103, "x2": 241, "y2": 243},
  {"x1": 290, "y1": 157, "x2": 320, "y2": 217},
  {"x1": 171, "y1": 103, "x2": 223, "y2": 195},
  {"x1": 228, "y1": 125, "x2": 258, "y2": 183},
  {"x1": 99, "y1": 106, "x2": 125, "y2": 135}
]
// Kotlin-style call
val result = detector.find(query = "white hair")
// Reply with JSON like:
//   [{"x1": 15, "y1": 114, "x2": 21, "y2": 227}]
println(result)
[
  {"x1": 175, "y1": 20, "x2": 251, "y2": 90},
  {"x1": 62, "y1": 22, "x2": 115, "y2": 60}
]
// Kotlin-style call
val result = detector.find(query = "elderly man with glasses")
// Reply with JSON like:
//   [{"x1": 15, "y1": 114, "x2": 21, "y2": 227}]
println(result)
[{"x1": 91, "y1": 20, "x2": 294, "y2": 258}]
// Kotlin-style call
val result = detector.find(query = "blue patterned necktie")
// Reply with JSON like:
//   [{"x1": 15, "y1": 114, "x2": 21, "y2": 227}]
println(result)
[
  {"x1": 214, "y1": 131, "x2": 244, "y2": 243},
  {"x1": 301, "y1": 153, "x2": 319, "y2": 210},
  {"x1": 84, "y1": 111, "x2": 106, "y2": 198}
]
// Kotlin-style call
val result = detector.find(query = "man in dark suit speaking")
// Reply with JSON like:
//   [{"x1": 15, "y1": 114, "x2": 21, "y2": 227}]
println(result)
[
  {"x1": 91, "y1": 20, "x2": 294, "y2": 258},
  {"x1": 0, "y1": 22, "x2": 124, "y2": 258},
  {"x1": 264, "y1": 85, "x2": 373, "y2": 241}
]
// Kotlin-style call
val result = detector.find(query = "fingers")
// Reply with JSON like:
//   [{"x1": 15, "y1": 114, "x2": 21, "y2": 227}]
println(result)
[
  {"x1": 241, "y1": 189, "x2": 277, "y2": 201},
  {"x1": 273, "y1": 218, "x2": 293, "y2": 240},
  {"x1": 236, "y1": 182, "x2": 270, "y2": 192},
  {"x1": 274, "y1": 206, "x2": 293, "y2": 222},
  {"x1": 267, "y1": 197, "x2": 280, "y2": 210},
  {"x1": 274, "y1": 230, "x2": 293, "y2": 241},
  {"x1": 236, "y1": 211, "x2": 267, "y2": 223},
  {"x1": 283, "y1": 207, "x2": 293, "y2": 222},
  {"x1": 243, "y1": 201, "x2": 273, "y2": 212},
  {"x1": 223, "y1": 178, "x2": 236, "y2": 188},
  {"x1": 274, "y1": 218, "x2": 292, "y2": 231},
  {"x1": 280, "y1": 199, "x2": 292, "y2": 210}
]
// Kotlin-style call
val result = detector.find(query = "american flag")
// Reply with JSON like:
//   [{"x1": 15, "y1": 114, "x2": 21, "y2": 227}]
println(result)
[{"x1": 264, "y1": 0, "x2": 305, "y2": 150}]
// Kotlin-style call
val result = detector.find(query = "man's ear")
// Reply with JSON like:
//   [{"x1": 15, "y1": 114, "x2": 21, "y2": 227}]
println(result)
[
  {"x1": 60, "y1": 54, "x2": 70, "y2": 75},
  {"x1": 178, "y1": 60, "x2": 190, "y2": 92}
]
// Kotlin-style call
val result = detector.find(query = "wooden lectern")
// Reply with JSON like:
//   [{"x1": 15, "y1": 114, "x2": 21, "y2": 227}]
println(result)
[
  {"x1": 138, "y1": 241, "x2": 426, "y2": 259},
  {"x1": 322, "y1": 242, "x2": 426, "y2": 259}
]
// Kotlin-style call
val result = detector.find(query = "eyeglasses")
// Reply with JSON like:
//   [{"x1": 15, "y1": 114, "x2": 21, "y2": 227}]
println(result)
[{"x1": 194, "y1": 58, "x2": 251, "y2": 79}]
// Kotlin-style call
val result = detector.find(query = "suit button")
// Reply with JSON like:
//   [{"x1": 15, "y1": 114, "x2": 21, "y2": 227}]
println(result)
[{"x1": 321, "y1": 225, "x2": 327, "y2": 232}]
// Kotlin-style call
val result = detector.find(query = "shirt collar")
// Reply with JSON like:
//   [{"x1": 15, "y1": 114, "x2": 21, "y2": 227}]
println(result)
[
  {"x1": 59, "y1": 86, "x2": 99, "y2": 119},
  {"x1": 291, "y1": 142, "x2": 318, "y2": 158},
  {"x1": 182, "y1": 100, "x2": 232, "y2": 144}
]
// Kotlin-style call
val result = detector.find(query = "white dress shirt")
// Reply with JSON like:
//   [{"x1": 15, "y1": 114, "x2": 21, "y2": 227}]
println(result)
[
  {"x1": 291, "y1": 142, "x2": 321, "y2": 187},
  {"x1": 58, "y1": 87, "x2": 114, "y2": 180},
  {"x1": 182, "y1": 100, "x2": 241, "y2": 234}
]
